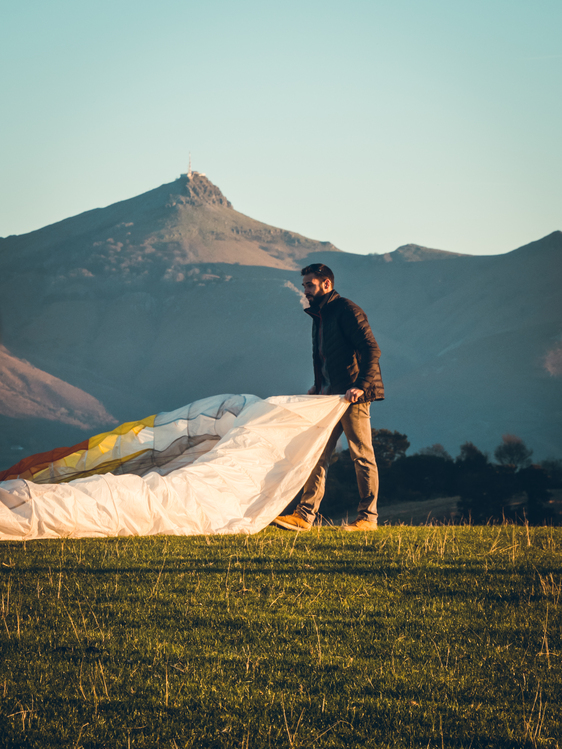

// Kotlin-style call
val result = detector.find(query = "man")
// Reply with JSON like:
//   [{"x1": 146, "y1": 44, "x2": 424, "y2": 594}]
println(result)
[{"x1": 274, "y1": 263, "x2": 384, "y2": 532}]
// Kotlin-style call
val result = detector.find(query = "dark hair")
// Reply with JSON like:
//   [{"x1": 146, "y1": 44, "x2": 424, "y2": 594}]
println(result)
[{"x1": 301, "y1": 263, "x2": 335, "y2": 286}]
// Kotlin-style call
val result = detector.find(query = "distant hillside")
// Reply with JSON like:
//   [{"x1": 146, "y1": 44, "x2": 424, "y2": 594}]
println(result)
[
  {"x1": 324, "y1": 232, "x2": 562, "y2": 456},
  {"x1": 376, "y1": 244, "x2": 469, "y2": 263},
  {"x1": 0, "y1": 171, "x2": 560, "y2": 465},
  {"x1": 0, "y1": 345, "x2": 116, "y2": 427},
  {"x1": 0, "y1": 346, "x2": 117, "y2": 470},
  {"x1": 0, "y1": 172, "x2": 340, "y2": 275}
]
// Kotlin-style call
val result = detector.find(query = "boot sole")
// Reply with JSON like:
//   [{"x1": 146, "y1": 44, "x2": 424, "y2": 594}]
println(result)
[
  {"x1": 273, "y1": 519, "x2": 312, "y2": 531},
  {"x1": 342, "y1": 525, "x2": 378, "y2": 532}
]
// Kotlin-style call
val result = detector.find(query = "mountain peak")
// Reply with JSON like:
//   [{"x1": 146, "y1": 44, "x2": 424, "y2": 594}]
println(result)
[
  {"x1": 378, "y1": 244, "x2": 468, "y2": 263},
  {"x1": 509, "y1": 231, "x2": 562, "y2": 257},
  {"x1": 169, "y1": 171, "x2": 233, "y2": 209},
  {"x1": 0, "y1": 172, "x2": 341, "y2": 275}
]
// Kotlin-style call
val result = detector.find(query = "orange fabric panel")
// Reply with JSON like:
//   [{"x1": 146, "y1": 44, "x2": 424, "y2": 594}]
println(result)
[{"x1": 0, "y1": 415, "x2": 157, "y2": 484}]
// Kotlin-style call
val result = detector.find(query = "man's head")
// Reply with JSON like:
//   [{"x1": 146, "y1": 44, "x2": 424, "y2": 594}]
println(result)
[{"x1": 301, "y1": 263, "x2": 334, "y2": 304}]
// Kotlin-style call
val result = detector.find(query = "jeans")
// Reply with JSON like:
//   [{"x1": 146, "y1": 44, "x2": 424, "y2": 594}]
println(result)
[{"x1": 297, "y1": 402, "x2": 379, "y2": 523}]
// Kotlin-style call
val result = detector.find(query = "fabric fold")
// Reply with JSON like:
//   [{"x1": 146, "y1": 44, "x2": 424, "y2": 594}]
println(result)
[{"x1": 0, "y1": 394, "x2": 349, "y2": 540}]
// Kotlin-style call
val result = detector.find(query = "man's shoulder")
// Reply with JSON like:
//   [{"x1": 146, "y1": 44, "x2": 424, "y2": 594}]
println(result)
[{"x1": 329, "y1": 295, "x2": 366, "y2": 317}]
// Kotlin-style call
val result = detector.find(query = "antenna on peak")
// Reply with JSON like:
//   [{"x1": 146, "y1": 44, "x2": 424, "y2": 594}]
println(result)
[{"x1": 184, "y1": 153, "x2": 205, "y2": 180}]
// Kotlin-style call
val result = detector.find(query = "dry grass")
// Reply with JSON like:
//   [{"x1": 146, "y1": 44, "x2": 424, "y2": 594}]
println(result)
[{"x1": 1, "y1": 525, "x2": 561, "y2": 748}]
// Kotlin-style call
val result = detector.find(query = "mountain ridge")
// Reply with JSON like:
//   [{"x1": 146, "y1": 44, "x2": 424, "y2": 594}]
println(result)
[
  {"x1": 378, "y1": 244, "x2": 469, "y2": 262},
  {"x1": 0, "y1": 174, "x2": 341, "y2": 272},
  {"x1": 0, "y1": 173, "x2": 560, "y2": 468},
  {"x1": 0, "y1": 345, "x2": 116, "y2": 428}
]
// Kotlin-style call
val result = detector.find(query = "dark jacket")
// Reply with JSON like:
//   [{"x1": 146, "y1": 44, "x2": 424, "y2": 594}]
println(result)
[{"x1": 305, "y1": 290, "x2": 384, "y2": 403}]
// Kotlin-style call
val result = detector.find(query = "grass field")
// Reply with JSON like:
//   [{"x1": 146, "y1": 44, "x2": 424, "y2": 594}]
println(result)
[{"x1": 1, "y1": 525, "x2": 561, "y2": 748}]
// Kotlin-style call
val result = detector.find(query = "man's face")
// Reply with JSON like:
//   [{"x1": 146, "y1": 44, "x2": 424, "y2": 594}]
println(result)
[{"x1": 302, "y1": 273, "x2": 332, "y2": 303}]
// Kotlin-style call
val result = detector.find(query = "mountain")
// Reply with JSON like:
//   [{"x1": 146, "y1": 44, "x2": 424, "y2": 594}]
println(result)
[
  {"x1": 0, "y1": 172, "x2": 340, "y2": 276},
  {"x1": 375, "y1": 244, "x2": 469, "y2": 263},
  {"x1": 0, "y1": 345, "x2": 115, "y2": 426},
  {"x1": 0, "y1": 172, "x2": 560, "y2": 468},
  {"x1": 0, "y1": 346, "x2": 117, "y2": 470}
]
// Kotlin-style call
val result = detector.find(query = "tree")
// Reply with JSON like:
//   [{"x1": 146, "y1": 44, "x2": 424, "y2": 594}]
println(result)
[
  {"x1": 371, "y1": 429, "x2": 410, "y2": 471},
  {"x1": 538, "y1": 458, "x2": 562, "y2": 488},
  {"x1": 457, "y1": 442, "x2": 489, "y2": 469},
  {"x1": 455, "y1": 442, "x2": 511, "y2": 522},
  {"x1": 418, "y1": 444, "x2": 453, "y2": 461},
  {"x1": 494, "y1": 434, "x2": 533, "y2": 470},
  {"x1": 518, "y1": 465, "x2": 554, "y2": 524},
  {"x1": 388, "y1": 452, "x2": 456, "y2": 502}
]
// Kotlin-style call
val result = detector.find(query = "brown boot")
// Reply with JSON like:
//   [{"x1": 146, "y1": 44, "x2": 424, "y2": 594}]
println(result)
[
  {"x1": 342, "y1": 518, "x2": 378, "y2": 532},
  {"x1": 273, "y1": 513, "x2": 312, "y2": 531}
]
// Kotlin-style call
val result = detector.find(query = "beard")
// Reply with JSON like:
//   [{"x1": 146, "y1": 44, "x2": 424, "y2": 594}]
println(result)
[{"x1": 307, "y1": 291, "x2": 329, "y2": 308}]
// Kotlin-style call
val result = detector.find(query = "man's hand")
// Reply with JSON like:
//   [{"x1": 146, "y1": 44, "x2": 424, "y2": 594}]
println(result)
[
  {"x1": 307, "y1": 386, "x2": 317, "y2": 395},
  {"x1": 345, "y1": 388, "x2": 364, "y2": 403}
]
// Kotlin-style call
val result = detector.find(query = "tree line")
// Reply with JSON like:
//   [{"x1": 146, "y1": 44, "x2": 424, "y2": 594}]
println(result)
[{"x1": 323, "y1": 431, "x2": 561, "y2": 525}]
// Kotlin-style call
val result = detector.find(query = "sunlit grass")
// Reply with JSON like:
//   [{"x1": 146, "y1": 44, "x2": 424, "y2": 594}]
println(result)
[{"x1": 1, "y1": 525, "x2": 561, "y2": 748}]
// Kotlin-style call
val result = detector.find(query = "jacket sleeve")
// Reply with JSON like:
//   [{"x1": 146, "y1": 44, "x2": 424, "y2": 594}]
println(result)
[{"x1": 339, "y1": 303, "x2": 381, "y2": 392}]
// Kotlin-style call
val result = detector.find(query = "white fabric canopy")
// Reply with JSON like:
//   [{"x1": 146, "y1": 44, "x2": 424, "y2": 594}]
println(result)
[{"x1": 0, "y1": 394, "x2": 349, "y2": 540}]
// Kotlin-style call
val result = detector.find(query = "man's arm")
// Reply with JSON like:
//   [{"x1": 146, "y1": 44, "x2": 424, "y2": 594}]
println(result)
[{"x1": 340, "y1": 302, "x2": 381, "y2": 393}]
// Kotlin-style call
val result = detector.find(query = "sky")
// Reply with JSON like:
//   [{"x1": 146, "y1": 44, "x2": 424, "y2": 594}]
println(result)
[{"x1": 1, "y1": 0, "x2": 560, "y2": 256}]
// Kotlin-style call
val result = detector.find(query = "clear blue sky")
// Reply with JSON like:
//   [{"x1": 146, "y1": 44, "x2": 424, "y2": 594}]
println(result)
[{"x1": 1, "y1": 0, "x2": 560, "y2": 256}]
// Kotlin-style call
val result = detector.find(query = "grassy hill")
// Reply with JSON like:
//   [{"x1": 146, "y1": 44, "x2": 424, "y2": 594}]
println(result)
[{"x1": 1, "y1": 526, "x2": 560, "y2": 747}]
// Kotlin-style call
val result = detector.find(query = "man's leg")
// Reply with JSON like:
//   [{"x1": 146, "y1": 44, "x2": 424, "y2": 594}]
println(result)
[
  {"x1": 295, "y1": 421, "x2": 344, "y2": 523},
  {"x1": 341, "y1": 402, "x2": 379, "y2": 523},
  {"x1": 274, "y1": 422, "x2": 343, "y2": 529}
]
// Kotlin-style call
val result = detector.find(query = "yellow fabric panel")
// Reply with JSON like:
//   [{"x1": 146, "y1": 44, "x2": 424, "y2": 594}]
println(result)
[
  {"x1": 53, "y1": 449, "x2": 89, "y2": 471},
  {"x1": 30, "y1": 449, "x2": 152, "y2": 484},
  {"x1": 82, "y1": 419, "x2": 155, "y2": 472},
  {"x1": 31, "y1": 452, "x2": 87, "y2": 483},
  {"x1": 88, "y1": 415, "x2": 156, "y2": 449},
  {"x1": 56, "y1": 450, "x2": 152, "y2": 483},
  {"x1": 29, "y1": 416, "x2": 157, "y2": 484}
]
